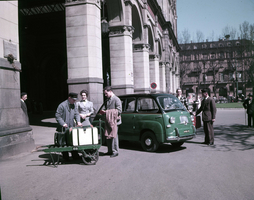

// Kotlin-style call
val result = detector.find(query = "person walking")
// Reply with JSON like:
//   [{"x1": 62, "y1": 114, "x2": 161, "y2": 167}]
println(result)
[
  {"x1": 243, "y1": 93, "x2": 254, "y2": 127},
  {"x1": 196, "y1": 89, "x2": 217, "y2": 146},
  {"x1": 55, "y1": 92, "x2": 82, "y2": 160},
  {"x1": 76, "y1": 90, "x2": 94, "y2": 126},
  {"x1": 100, "y1": 86, "x2": 122, "y2": 158}
]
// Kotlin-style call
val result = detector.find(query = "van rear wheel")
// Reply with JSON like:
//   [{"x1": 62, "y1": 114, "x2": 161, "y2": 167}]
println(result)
[{"x1": 141, "y1": 131, "x2": 159, "y2": 152}]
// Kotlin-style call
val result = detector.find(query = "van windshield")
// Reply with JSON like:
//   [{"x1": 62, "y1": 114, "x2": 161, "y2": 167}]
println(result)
[{"x1": 157, "y1": 96, "x2": 186, "y2": 111}]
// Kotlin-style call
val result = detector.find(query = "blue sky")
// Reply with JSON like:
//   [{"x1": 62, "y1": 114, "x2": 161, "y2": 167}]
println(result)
[{"x1": 177, "y1": 0, "x2": 254, "y2": 41}]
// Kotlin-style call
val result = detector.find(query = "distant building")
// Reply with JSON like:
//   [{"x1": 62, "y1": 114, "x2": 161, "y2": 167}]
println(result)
[{"x1": 179, "y1": 38, "x2": 254, "y2": 100}]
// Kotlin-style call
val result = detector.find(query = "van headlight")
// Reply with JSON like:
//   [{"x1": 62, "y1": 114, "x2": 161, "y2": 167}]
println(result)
[
  {"x1": 190, "y1": 115, "x2": 195, "y2": 122},
  {"x1": 169, "y1": 117, "x2": 175, "y2": 124}
]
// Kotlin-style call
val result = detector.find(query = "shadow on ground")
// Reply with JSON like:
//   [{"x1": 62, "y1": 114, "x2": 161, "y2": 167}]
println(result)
[
  {"x1": 187, "y1": 124, "x2": 254, "y2": 152},
  {"x1": 29, "y1": 111, "x2": 57, "y2": 128}
]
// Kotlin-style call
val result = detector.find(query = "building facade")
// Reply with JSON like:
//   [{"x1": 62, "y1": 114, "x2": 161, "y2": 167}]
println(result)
[
  {"x1": 179, "y1": 38, "x2": 254, "y2": 100},
  {"x1": 0, "y1": 0, "x2": 180, "y2": 158}
]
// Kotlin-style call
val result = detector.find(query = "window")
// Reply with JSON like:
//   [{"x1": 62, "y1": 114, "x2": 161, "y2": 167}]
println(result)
[
  {"x1": 219, "y1": 52, "x2": 224, "y2": 58},
  {"x1": 157, "y1": 96, "x2": 185, "y2": 111},
  {"x1": 137, "y1": 98, "x2": 159, "y2": 113},
  {"x1": 202, "y1": 44, "x2": 207, "y2": 49},
  {"x1": 227, "y1": 42, "x2": 232, "y2": 46},
  {"x1": 202, "y1": 54, "x2": 208, "y2": 59},
  {"x1": 219, "y1": 43, "x2": 223, "y2": 47},
  {"x1": 122, "y1": 98, "x2": 136, "y2": 113},
  {"x1": 210, "y1": 53, "x2": 215, "y2": 59},
  {"x1": 219, "y1": 73, "x2": 224, "y2": 82}
]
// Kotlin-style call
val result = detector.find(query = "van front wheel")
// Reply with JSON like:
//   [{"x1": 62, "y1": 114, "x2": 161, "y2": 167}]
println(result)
[{"x1": 141, "y1": 131, "x2": 159, "y2": 152}]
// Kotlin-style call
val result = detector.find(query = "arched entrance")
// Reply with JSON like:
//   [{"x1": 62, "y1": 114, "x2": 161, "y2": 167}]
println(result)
[{"x1": 19, "y1": 0, "x2": 68, "y2": 111}]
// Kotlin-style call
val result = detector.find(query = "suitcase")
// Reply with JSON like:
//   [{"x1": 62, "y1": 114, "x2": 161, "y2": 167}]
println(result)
[
  {"x1": 195, "y1": 115, "x2": 202, "y2": 129},
  {"x1": 54, "y1": 129, "x2": 66, "y2": 146},
  {"x1": 66, "y1": 127, "x2": 99, "y2": 146}
]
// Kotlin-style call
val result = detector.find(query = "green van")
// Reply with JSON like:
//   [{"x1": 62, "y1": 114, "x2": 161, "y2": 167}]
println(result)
[{"x1": 92, "y1": 93, "x2": 196, "y2": 152}]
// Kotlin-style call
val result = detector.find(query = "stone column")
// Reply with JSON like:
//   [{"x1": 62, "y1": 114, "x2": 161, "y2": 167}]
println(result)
[
  {"x1": 0, "y1": 2, "x2": 34, "y2": 159},
  {"x1": 149, "y1": 54, "x2": 160, "y2": 92},
  {"x1": 133, "y1": 44, "x2": 150, "y2": 93},
  {"x1": 159, "y1": 62, "x2": 166, "y2": 92},
  {"x1": 108, "y1": 25, "x2": 134, "y2": 95},
  {"x1": 65, "y1": 0, "x2": 103, "y2": 110}
]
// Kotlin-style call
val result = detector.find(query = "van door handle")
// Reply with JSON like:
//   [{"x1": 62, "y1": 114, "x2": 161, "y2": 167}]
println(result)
[{"x1": 155, "y1": 116, "x2": 162, "y2": 119}]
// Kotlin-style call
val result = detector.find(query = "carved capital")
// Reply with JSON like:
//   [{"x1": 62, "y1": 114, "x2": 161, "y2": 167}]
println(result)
[
  {"x1": 124, "y1": 0, "x2": 133, "y2": 6},
  {"x1": 109, "y1": 26, "x2": 134, "y2": 37},
  {"x1": 133, "y1": 43, "x2": 150, "y2": 52},
  {"x1": 149, "y1": 54, "x2": 159, "y2": 60}
]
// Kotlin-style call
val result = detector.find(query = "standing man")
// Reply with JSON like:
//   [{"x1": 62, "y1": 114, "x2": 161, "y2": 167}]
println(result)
[
  {"x1": 196, "y1": 89, "x2": 217, "y2": 146},
  {"x1": 55, "y1": 92, "x2": 82, "y2": 160},
  {"x1": 21, "y1": 92, "x2": 29, "y2": 124},
  {"x1": 243, "y1": 93, "x2": 254, "y2": 127},
  {"x1": 100, "y1": 86, "x2": 122, "y2": 158},
  {"x1": 176, "y1": 88, "x2": 188, "y2": 110}
]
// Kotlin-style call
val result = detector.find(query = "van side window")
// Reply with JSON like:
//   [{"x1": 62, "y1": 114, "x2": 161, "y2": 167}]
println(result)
[
  {"x1": 137, "y1": 98, "x2": 159, "y2": 113},
  {"x1": 122, "y1": 98, "x2": 136, "y2": 113}
]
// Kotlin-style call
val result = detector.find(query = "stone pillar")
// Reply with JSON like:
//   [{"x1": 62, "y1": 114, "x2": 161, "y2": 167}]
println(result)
[
  {"x1": 133, "y1": 44, "x2": 150, "y2": 93},
  {"x1": 149, "y1": 54, "x2": 160, "y2": 92},
  {"x1": 108, "y1": 25, "x2": 134, "y2": 95},
  {"x1": 0, "y1": 2, "x2": 34, "y2": 159},
  {"x1": 159, "y1": 62, "x2": 166, "y2": 92},
  {"x1": 65, "y1": 0, "x2": 103, "y2": 110}
]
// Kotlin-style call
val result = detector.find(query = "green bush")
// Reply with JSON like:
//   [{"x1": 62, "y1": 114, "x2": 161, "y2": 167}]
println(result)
[{"x1": 215, "y1": 102, "x2": 244, "y2": 108}]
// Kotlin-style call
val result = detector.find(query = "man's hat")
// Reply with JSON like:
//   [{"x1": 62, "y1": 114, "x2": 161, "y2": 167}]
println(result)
[
  {"x1": 68, "y1": 92, "x2": 78, "y2": 100},
  {"x1": 201, "y1": 89, "x2": 208, "y2": 93},
  {"x1": 247, "y1": 93, "x2": 253, "y2": 97}
]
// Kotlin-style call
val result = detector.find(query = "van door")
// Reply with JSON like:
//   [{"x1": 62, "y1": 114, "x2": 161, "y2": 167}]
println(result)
[{"x1": 118, "y1": 97, "x2": 136, "y2": 141}]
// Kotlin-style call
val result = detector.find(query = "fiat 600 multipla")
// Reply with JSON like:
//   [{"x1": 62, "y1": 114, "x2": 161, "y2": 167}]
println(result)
[{"x1": 92, "y1": 93, "x2": 196, "y2": 152}]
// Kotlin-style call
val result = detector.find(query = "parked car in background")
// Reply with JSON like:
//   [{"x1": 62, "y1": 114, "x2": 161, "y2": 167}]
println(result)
[{"x1": 92, "y1": 93, "x2": 196, "y2": 152}]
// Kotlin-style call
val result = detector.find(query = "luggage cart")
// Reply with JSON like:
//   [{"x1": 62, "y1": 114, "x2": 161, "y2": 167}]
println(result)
[{"x1": 35, "y1": 120, "x2": 102, "y2": 167}]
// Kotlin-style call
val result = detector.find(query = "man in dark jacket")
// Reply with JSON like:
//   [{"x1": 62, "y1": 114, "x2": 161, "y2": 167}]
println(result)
[
  {"x1": 21, "y1": 92, "x2": 29, "y2": 124},
  {"x1": 196, "y1": 89, "x2": 217, "y2": 146},
  {"x1": 243, "y1": 93, "x2": 253, "y2": 127},
  {"x1": 55, "y1": 92, "x2": 82, "y2": 160}
]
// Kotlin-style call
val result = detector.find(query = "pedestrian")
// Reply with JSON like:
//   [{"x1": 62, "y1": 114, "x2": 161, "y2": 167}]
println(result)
[
  {"x1": 21, "y1": 92, "x2": 29, "y2": 124},
  {"x1": 21, "y1": 92, "x2": 28, "y2": 115},
  {"x1": 243, "y1": 93, "x2": 254, "y2": 127},
  {"x1": 196, "y1": 89, "x2": 217, "y2": 146},
  {"x1": 76, "y1": 90, "x2": 94, "y2": 126},
  {"x1": 100, "y1": 86, "x2": 122, "y2": 158},
  {"x1": 55, "y1": 92, "x2": 82, "y2": 160},
  {"x1": 175, "y1": 88, "x2": 188, "y2": 110}
]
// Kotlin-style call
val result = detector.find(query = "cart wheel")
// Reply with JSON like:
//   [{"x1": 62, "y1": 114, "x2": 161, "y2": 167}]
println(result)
[{"x1": 82, "y1": 149, "x2": 99, "y2": 165}]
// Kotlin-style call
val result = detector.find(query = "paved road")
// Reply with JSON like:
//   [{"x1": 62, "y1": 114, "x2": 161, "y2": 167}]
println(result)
[{"x1": 1, "y1": 109, "x2": 254, "y2": 200}]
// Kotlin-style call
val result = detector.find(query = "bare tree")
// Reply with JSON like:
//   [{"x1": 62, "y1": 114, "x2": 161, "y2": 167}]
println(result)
[
  {"x1": 222, "y1": 25, "x2": 237, "y2": 39},
  {"x1": 249, "y1": 24, "x2": 254, "y2": 40},
  {"x1": 196, "y1": 30, "x2": 204, "y2": 43},
  {"x1": 239, "y1": 21, "x2": 250, "y2": 39},
  {"x1": 182, "y1": 28, "x2": 191, "y2": 44}
]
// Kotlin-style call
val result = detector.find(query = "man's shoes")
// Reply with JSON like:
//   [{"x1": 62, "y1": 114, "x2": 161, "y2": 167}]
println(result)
[
  {"x1": 110, "y1": 153, "x2": 118, "y2": 158},
  {"x1": 208, "y1": 143, "x2": 214, "y2": 146},
  {"x1": 201, "y1": 142, "x2": 209, "y2": 145},
  {"x1": 104, "y1": 152, "x2": 113, "y2": 156}
]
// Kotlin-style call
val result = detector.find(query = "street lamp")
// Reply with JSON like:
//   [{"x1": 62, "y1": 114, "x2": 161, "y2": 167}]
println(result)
[{"x1": 101, "y1": 0, "x2": 109, "y2": 34}]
